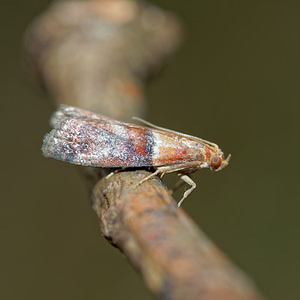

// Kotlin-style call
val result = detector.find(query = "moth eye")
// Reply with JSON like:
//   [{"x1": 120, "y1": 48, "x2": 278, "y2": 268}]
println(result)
[{"x1": 211, "y1": 156, "x2": 222, "y2": 168}]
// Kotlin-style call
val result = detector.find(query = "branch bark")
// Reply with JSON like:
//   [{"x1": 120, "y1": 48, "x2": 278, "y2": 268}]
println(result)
[
  {"x1": 92, "y1": 170, "x2": 264, "y2": 300},
  {"x1": 24, "y1": 0, "x2": 266, "y2": 299}
]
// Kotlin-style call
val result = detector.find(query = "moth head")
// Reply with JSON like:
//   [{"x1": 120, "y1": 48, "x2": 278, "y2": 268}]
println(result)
[{"x1": 210, "y1": 153, "x2": 231, "y2": 171}]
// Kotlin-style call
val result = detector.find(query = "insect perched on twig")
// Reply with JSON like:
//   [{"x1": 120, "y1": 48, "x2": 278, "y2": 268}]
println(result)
[{"x1": 42, "y1": 105, "x2": 231, "y2": 206}]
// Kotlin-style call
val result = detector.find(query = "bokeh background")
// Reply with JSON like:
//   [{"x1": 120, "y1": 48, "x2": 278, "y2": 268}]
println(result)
[{"x1": 1, "y1": 1, "x2": 300, "y2": 299}]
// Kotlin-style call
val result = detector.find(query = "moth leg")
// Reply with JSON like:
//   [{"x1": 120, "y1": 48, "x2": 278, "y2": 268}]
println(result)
[
  {"x1": 135, "y1": 169, "x2": 161, "y2": 188},
  {"x1": 106, "y1": 167, "x2": 126, "y2": 179},
  {"x1": 169, "y1": 179, "x2": 185, "y2": 195},
  {"x1": 160, "y1": 172, "x2": 166, "y2": 178},
  {"x1": 177, "y1": 174, "x2": 196, "y2": 207}
]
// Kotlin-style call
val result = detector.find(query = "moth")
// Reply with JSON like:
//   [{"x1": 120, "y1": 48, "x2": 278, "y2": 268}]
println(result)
[{"x1": 42, "y1": 105, "x2": 231, "y2": 206}]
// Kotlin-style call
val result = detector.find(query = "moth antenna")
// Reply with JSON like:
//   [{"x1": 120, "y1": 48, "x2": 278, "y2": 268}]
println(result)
[
  {"x1": 132, "y1": 116, "x2": 166, "y2": 130},
  {"x1": 132, "y1": 117, "x2": 219, "y2": 152}
]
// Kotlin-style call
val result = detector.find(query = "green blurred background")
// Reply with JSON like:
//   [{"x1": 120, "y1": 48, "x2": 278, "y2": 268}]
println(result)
[{"x1": 1, "y1": 0, "x2": 300, "y2": 299}]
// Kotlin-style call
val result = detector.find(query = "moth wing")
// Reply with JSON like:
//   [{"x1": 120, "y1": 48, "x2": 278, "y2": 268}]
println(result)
[
  {"x1": 43, "y1": 105, "x2": 208, "y2": 169},
  {"x1": 133, "y1": 116, "x2": 219, "y2": 151},
  {"x1": 50, "y1": 105, "x2": 112, "y2": 127},
  {"x1": 42, "y1": 111, "x2": 154, "y2": 168}
]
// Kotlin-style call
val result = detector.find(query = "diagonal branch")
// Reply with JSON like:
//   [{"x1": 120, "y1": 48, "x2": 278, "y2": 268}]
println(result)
[{"x1": 92, "y1": 170, "x2": 264, "y2": 300}]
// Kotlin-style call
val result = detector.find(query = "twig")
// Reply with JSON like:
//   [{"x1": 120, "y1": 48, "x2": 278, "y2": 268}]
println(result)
[
  {"x1": 24, "y1": 0, "x2": 180, "y2": 121},
  {"x1": 93, "y1": 170, "x2": 264, "y2": 299},
  {"x1": 24, "y1": 0, "x2": 266, "y2": 299}
]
